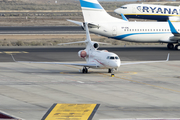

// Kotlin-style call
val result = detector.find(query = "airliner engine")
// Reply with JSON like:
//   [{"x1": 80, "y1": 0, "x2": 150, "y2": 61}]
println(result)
[
  {"x1": 78, "y1": 50, "x2": 87, "y2": 58},
  {"x1": 93, "y1": 42, "x2": 99, "y2": 49}
]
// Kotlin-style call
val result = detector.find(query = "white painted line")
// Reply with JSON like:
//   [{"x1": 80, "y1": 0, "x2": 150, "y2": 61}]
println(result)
[{"x1": 77, "y1": 81, "x2": 84, "y2": 84}]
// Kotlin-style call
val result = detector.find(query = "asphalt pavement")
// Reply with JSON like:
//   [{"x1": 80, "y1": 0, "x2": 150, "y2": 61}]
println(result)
[{"x1": 0, "y1": 46, "x2": 179, "y2": 62}]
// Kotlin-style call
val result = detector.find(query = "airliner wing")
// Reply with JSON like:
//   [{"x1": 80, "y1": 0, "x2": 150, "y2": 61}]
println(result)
[{"x1": 121, "y1": 53, "x2": 169, "y2": 65}]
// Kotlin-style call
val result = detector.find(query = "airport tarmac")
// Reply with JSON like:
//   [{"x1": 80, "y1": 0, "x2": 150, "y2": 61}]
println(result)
[
  {"x1": 0, "y1": 26, "x2": 84, "y2": 34},
  {"x1": 0, "y1": 46, "x2": 180, "y2": 120}
]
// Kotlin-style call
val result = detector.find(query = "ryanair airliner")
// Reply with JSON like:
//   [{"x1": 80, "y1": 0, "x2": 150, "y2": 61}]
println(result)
[
  {"x1": 69, "y1": 0, "x2": 180, "y2": 50},
  {"x1": 115, "y1": 4, "x2": 180, "y2": 22}
]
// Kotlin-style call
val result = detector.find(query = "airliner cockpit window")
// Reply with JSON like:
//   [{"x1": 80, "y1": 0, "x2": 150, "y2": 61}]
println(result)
[
  {"x1": 120, "y1": 7, "x2": 127, "y2": 9},
  {"x1": 107, "y1": 56, "x2": 110, "y2": 59},
  {"x1": 110, "y1": 57, "x2": 115, "y2": 60},
  {"x1": 115, "y1": 56, "x2": 119, "y2": 59}
]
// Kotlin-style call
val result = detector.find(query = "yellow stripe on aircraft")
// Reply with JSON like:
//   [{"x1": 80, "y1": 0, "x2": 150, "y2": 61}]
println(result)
[{"x1": 42, "y1": 104, "x2": 100, "y2": 120}]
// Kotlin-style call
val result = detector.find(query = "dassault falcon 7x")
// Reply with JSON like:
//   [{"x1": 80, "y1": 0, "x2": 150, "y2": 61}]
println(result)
[
  {"x1": 68, "y1": 0, "x2": 180, "y2": 50},
  {"x1": 11, "y1": 23, "x2": 169, "y2": 76},
  {"x1": 114, "y1": 4, "x2": 180, "y2": 22}
]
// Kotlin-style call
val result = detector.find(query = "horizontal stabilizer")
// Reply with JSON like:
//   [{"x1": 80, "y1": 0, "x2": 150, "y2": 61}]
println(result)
[
  {"x1": 67, "y1": 19, "x2": 83, "y2": 26},
  {"x1": 58, "y1": 41, "x2": 87, "y2": 45}
]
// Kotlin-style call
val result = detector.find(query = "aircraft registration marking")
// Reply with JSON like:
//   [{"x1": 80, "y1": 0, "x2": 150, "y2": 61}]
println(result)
[{"x1": 42, "y1": 103, "x2": 100, "y2": 120}]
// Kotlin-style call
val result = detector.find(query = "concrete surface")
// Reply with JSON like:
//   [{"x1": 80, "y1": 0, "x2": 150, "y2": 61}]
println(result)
[{"x1": 0, "y1": 60, "x2": 180, "y2": 120}]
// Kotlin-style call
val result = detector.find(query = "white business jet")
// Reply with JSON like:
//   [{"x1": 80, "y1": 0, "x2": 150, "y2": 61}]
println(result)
[
  {"x1": 68, "y1": 0, "x2": 180, "y2": 50},
  {"x1": 115, "y1": 4, "x2": 180, "y2": 22},
  {"x1": 11, "y1": 23, "x2": 169, "y2": 76}
]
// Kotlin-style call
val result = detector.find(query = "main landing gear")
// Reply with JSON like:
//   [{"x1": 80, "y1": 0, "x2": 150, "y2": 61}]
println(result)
[
  {"x1": 167, "y1": 43, "x2": 180, "y2": 50},
  {"x1": 82, "y1": 67, "x2": 88, "y2": 73}
]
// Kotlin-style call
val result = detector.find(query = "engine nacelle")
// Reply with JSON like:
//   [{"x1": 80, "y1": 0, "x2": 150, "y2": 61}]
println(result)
[
  {"x1": 78, "y1": 50, "x2": 87, "y2": 58},
  {"x1": 93, "y1": 42, "x2": 99, "y2": 49}
]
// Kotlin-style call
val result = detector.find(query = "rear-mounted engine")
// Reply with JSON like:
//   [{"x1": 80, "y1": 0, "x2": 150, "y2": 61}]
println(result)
[{"x1": 78, "y1": 50, "x2": 87, "y2": 58}]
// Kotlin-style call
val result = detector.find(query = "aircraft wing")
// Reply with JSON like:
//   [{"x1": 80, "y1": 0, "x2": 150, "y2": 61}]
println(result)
[
  {"x1": 121, "y1": 53, "x2": 169, "y2": 65},
  {"x1": 11, "y1": 54, "x2": 97, "y2": 67}
]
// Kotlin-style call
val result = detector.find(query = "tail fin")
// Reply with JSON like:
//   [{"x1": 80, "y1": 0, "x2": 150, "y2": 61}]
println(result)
[{"x1": 79, "y1": 0, "x2": 125, "y2": 23}]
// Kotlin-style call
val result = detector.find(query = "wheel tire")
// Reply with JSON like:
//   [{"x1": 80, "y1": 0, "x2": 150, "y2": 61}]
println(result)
[
  {"x1": 108, "y1": 69, "x2": 111, "y2": 73},
  {"x1": 167, "y1": 43, "x2": 174, "y2": 49},
  {"x1": 85, "y1": 68, "x2": 88, "y2": 73},
  {"x1": 175, "y1": 45, "x2": 178, "y2": 50},
  {"x1": 82, "y1": 68, "x2": 85, "y2": 73}
]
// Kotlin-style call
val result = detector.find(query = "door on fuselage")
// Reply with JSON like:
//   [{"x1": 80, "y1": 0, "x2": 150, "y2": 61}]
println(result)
[{"x1": 112, "y1": 27, "x2": 117, "y2": 36}]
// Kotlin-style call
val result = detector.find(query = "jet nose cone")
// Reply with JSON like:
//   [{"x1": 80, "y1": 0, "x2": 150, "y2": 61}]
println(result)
[{"x1": 111, "y1": 60, "x2": 121, "y2": 68}]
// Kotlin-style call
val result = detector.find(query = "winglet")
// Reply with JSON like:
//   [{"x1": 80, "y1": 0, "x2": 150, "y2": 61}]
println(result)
[
  {"x1": 11, "y1": 54, "x2": 16, "y2": 62},
  {"x1": 121, "y1": 14, "x2": 129, "y2": 21},
  {"x1": 168, "y1": 20, "x2": 179, "y2": 35},
  {"x1": 166, "y1": 53, "x2": 170, "y2": 61}
]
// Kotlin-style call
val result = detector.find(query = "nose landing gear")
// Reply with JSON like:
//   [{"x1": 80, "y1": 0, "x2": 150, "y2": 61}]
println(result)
[{"x1": 108, "y1": 69, "x2": 115, "y2": 77}]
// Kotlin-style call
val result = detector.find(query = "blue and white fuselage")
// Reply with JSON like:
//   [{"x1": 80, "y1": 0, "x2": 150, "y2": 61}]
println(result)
[
  {"x1": 114, "y1": 4, "x2": 180, "y2": 21},
  {"x1": 68, "y1": 0, "x2": 180, "y2": 50},
  {"x1": 90, "y1": 21, "x2": 179, "y2": 43}
]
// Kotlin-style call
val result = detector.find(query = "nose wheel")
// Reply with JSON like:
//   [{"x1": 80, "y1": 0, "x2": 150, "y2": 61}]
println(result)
[
  {"x1": 82, "y1": 67, "x2": 88, "y2": 73},
  {"x1": 108, "y1": 69, "x2": 115, "y2": 77}
]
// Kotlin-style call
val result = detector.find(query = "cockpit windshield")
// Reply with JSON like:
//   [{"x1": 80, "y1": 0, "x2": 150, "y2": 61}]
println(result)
[
  {"x1": 115, "y1": 56, "x2": 119, "y2": 59},
  {"x1": 110, "y1": 57, "x2": 114, "y2": 59},
  {"x1": 120, "y1": 7, "x2": 127, "y2": 9},
  {"x1": 107, "y1": 56, "x2": 119, "y2": 60}
]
